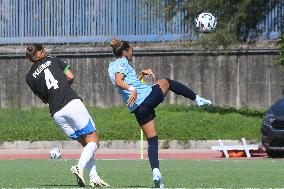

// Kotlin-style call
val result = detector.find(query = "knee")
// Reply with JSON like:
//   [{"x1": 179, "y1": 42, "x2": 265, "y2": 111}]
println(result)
[
  {"x1": 165, "y1": 78, "x2": 171, "y2": 87},
  {"x1": 147, "y1": 136, "x2": 158, "y2": 145},
  {"x1": 157, "y1": 79, "x2": 169, "y2": 93},
  {"x1": 83, "y1": 132, "x2": 99, "y2": 147}
]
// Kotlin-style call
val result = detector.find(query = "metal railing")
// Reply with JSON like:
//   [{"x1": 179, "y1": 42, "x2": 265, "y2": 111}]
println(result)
[{"x1": 0, "y1": 0, "x2": 283, "y2": 45}]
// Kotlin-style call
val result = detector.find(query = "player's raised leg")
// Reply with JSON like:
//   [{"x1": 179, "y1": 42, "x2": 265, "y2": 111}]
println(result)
[{"x1": 156, "y1": 78, "x2": 212, "y2": 106}]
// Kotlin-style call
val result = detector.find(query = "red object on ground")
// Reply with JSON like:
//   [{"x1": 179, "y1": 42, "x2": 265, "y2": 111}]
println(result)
[{"x1": 224, "y1": 150, "x2": 246, "y2": 158}]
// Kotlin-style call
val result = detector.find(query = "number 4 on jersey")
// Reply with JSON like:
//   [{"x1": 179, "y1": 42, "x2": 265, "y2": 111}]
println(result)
[{"x1": 44, "y1": 68, "x2": 59, "y2": 89}]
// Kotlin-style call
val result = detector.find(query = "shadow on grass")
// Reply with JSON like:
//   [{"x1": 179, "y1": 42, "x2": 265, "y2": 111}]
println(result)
[
  {"x1": 124, "y1": 185, "x2": 153, "y2": 188},
  {"x1": 40, "y1": 184, "x2": 79, "y2": 187},
  {"x1": 41, "y1": 184, "x2": 151, "y2": 188},
  {"x1": 201, "y1": 106, "x2": 265, "y2": 117},
  {"x1": 160, "y1": 105, "x2": 265, "y2": 118}
]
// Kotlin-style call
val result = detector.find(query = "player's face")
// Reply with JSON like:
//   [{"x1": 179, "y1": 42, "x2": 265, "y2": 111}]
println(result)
[{"x1": 125, "y1": 46, "x2": 133, "y2": 61}]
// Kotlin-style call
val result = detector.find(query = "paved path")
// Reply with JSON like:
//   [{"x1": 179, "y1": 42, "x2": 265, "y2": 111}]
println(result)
[
  {"x1": 0, "y1": 149, "x2": 221, "y2": 159},
  {"x1": 0, "y1": 148, "x2": 267, "y2": 160}
]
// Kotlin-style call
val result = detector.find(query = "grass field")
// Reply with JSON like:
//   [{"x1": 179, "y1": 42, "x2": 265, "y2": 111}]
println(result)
[
  {"x1": 0, "y1": 159, "x2": 283, "y2": 188},
  {"x1": 0, "y1": 105, "x2": 265, "y2": 141}
]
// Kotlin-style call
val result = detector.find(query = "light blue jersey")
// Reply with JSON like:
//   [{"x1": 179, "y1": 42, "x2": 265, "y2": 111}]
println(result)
[{"x1": 108, "y1": 57, "x2": 152, "y2": 112}]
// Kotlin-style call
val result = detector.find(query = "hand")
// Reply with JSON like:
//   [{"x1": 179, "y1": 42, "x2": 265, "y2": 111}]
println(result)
[
  {"x1": 140, "y1": 69, "x2": 155, "y2": 78},
  {"x1": 127, "y1": 89, "x2": 137, "y2": 107}
]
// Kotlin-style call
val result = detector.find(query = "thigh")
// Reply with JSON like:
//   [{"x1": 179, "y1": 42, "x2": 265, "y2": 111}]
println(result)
[
  {"x1": 69, "y1": 100, "x2": 96, "y2": 131},
  {"x1": 53, "y1": 112, "x2": 76, "y2": 138},
  {"x1": 53, "y1": 99, "x2": 96, "y2": 140},
  {"x1": 155, "y1": 79, "x2": 169, "y2": 95},
  {"x1": 133, "y1": 103, "x2": 156, "y2": 126},
  {"x1": 133, "y1": 85, "x2": 164, "y2": 126}
]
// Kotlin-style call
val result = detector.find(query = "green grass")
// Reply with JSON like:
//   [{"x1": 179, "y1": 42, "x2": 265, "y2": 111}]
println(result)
[
  {"x1": 0, "y1": 105, "x2": 265, "y2": 141},
  {"x1": 0, "y1": 159, "x2": 283, "y2": 188}
]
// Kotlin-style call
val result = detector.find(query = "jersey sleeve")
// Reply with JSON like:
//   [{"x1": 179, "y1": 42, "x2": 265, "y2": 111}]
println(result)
[
  {"x1": 55, "y1": 57, "x2": 71, "y2": 73},
  {"x1": 114, "y1": 58, "x2": 128, "y2": 75}
]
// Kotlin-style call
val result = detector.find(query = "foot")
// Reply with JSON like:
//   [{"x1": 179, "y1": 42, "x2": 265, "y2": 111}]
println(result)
[
  {"x1": 195, "y1": 95, "x2": 212, "y2": 106},
  {"x1": 153, "y1": 168, "x2": 164, "y2": 188},
  {"x1": 71, "y1": 165, "x2": 85, "y2": 187},
  {"x1": 90, "y1": 175, "x2": 110, "y2": 187}
]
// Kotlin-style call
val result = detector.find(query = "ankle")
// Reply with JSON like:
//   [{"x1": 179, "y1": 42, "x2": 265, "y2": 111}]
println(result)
[{"x1": 153, "y1": 168, "x2": 161, "y2": 175}]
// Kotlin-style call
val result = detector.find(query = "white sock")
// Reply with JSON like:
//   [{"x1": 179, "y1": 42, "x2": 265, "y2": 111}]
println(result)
[
  {"x1": 86, "y1": 158, "x2": 99, "y2": 178},
  {"x1": 153, "y1": 168, "x2": 161, "y2": 176},
  {"x1": 78, "y1": 142, "x2": 97, "y2": 170}
]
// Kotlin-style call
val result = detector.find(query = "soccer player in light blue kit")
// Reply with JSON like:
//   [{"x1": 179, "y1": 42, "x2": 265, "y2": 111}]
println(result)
[{"x1": 108, "y1": 39, "x2": 212, "y2": 188}]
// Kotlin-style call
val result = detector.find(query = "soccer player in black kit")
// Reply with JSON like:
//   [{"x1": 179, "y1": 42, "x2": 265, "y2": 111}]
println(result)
[{"x1": 26, "y1": 44, "x2": 109, "y2": 188}]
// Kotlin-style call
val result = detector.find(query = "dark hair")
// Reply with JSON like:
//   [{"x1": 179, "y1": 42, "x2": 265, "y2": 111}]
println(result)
[
  {"x1": 26, "y1": 44, "x2": 46, "y2": 63},
  {"x1": 109, "y1": 39, "x2": 130, "y2": 57}
]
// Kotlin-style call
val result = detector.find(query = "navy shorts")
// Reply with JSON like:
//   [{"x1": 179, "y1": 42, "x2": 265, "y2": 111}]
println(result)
[{"x1": 133, "y1": 84, "x2": 164, "y2": 126}]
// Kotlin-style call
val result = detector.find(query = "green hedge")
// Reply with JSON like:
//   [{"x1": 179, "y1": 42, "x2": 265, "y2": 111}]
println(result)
[{"x1": 0, "y1": 105, "x2": 265, "y2": 141}]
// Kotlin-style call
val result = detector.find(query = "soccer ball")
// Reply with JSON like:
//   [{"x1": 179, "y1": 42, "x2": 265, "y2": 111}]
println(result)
[
  {"x1": 49, "y1": 148, "x2": 62, "y2": 159},
  {"x1": 195, "y1": 12, "x2": 217, "y2": 33}
]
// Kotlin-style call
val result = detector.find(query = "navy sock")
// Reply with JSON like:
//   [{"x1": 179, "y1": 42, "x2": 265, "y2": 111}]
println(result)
[
  {"x1": 147, "y1": 136, "x2": 159, "y2": 170},
  {"x1": 166, "y1": 78, "x2": 196, "y2": 100}
]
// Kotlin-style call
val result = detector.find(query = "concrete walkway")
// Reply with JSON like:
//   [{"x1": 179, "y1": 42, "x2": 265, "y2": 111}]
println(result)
[
  {"x1": 0, "y1": 139, "x2": 260, "y2": 150},
  {"x1": 0, "y1": 148, "x2": 222, "y2": 160},
  {"x1": 0, "y1": 140, "x2": 264, "y2": 160}
]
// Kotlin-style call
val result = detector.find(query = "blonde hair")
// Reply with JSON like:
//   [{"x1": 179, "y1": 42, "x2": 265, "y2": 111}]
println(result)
[
  {"x1": 110, "y1": 39, "x2": 122, "y2": 49},
  {"x1": 109, "y1": 39, "x2": 130, "y2": 57}
]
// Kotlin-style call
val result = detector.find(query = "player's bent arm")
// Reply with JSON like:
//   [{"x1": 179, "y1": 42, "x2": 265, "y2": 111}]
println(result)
[
  {"x1": 115, "y1": 73, "x2": 137, "y2": 106},
  {"x1": 115, "y1": 73, "x2": 131, "y2": 90},
  {"x1": 137, "y1": 69, "x2": 155, "y2": 80},
  {"x1": 65, "y1": 69, "x2": 75, "y2": 85}
]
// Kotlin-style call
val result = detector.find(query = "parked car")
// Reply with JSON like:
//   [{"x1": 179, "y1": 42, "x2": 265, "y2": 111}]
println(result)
[{"x1": 261, "y1": 97, "x2": 284, "y2": 158}]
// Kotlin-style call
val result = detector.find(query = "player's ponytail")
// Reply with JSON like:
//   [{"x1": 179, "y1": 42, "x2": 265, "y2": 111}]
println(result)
[
  {"x1": 110, "y1": 39, "x2": 130, "y2": 58},
  {"x1": 26, "y1": 44, "x2": 47, "y2": 63}
]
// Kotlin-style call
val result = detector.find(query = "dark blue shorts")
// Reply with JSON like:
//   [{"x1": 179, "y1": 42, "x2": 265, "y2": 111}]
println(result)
[{"x1": 133, "y1": 84, "x2": 164, "y2": 126}]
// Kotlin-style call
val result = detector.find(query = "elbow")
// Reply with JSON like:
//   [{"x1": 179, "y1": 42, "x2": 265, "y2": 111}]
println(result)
[
  {"x1": 115, "y1": 80, "x2": 122, "y2": 88},
  {"x1": 68, "y1": 76, "x2": 74, "y2": 85},
  {"x1": 114, "y1": 80, "x2": 120, "y2": 87},
  {"x1": 69, "y1": 75, "x2": 75, "y2": 81}
]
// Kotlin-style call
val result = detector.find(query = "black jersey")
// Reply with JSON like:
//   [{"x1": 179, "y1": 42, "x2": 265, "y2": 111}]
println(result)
[{"x1": 26, "y1": 57, "x2": 81, "y2": 116}]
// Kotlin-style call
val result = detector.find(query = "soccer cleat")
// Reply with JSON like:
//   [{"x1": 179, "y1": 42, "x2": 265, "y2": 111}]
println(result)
[
  {"x1": 153, "y1": 168, "x2": 164, "y2": 188},
  {"x1": 195, "y1": 95, "x2": 213, "y2": 106},
  {"x1": 89, "y1": 176, "x2": 110, "y2": 187},
  {"x1": 71, "y1": 165, "x2": 85, "y2": 187}
]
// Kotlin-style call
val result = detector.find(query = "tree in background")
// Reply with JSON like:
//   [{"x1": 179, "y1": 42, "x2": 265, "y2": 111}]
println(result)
[
  {"x1": 274, "y1": 34, "x2": 284, "y2": 65},
  {"x1": 144, "y1": 0, "x2": 282, "y2": 48}
]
